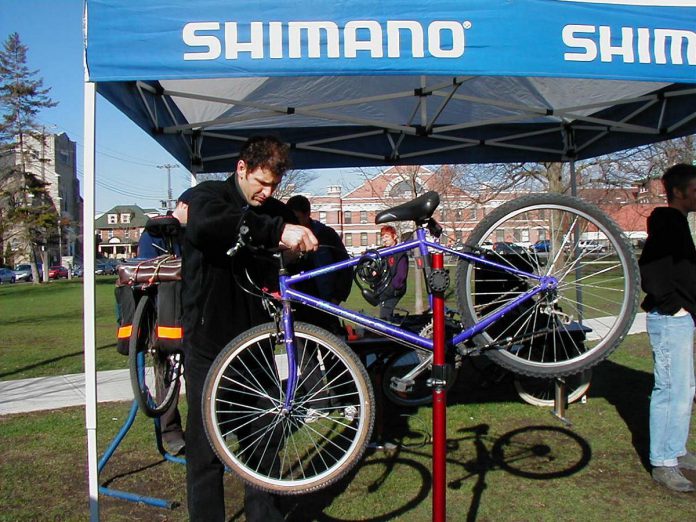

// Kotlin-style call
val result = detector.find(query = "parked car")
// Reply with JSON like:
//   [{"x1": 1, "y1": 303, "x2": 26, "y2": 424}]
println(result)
[
  {"x1": 95, "y1": 260, "x2": 118, "y2": 275},
  {"x1": 530, "y1": 239, "x2": 551, "y2": 252},
  {"x1": 72, "y1": 264, "x2": 84, "y2": 277},
  {"x1": 0, "y1": 267, "x2": 16, "y2": 284},
  {"x1": 492, "y1": 241, "x2": 529, "y2": 255},
  {"x1": 48, "y1": 265, "x2": 69, "y2": 279},
  {"x1": 13, "y1": 263, "x2": 41, "y2": 282}
]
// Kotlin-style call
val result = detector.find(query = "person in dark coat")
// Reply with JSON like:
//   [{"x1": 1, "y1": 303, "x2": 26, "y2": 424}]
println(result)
[
  {"x1": 638, "y1": 163, "x2": 696, "y2": 492},
  {"x1": 286, "y1": 194, "x2": 352, "y2": 333},
  {"x1": 181, "y1": 136, "x2": 318, "y2": 521}
]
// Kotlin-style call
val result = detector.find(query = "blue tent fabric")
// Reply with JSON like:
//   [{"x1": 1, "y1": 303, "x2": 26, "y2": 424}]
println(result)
[{"x1": 86, "y1": 0, "x2": 696, "y2": 172}]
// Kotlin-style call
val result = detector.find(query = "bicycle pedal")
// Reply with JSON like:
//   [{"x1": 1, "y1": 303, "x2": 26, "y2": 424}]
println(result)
[{"x1": 390, "y1": 377, "x2": 415, "y2": 393}]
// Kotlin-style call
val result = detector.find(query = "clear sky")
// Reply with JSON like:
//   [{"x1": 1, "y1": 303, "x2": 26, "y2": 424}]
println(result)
[{"x1": 0, "y1": 0, "x2": 362, "y2": 214}]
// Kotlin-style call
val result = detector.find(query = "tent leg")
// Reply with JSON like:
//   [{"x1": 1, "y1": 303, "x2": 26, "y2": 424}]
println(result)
[
  {"x1": 98, "y1": 400, "x2": 184, "y2": 508},
  {"x1": 82, "y1": 80, "x2": 99, "y2": 522}
]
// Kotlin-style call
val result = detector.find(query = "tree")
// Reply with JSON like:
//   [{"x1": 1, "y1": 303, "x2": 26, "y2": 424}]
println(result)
[
  {"x1": 0, "y1": 32, "x2": 57, "y2": 283},
  {"x1": 196, "y1": 168, "x2": 317, "y2": 200}
]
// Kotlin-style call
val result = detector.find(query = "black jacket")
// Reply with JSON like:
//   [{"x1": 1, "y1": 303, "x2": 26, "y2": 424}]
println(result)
[
  {"x1": 181, "y1": 177, "x2": 293, "y2": 359},
  {"x1": 639, "y1": 206, "x2": 696, "y2": 317}
]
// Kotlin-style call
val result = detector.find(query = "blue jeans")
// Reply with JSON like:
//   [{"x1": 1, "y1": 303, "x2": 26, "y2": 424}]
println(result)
[{"x1": 647, "y1": 311, "x2": 695, "y2": 467}]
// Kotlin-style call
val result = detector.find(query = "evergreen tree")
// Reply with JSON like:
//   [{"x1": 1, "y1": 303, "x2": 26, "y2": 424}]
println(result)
[{"x1": 0, "y1": 32, "x2": 57, "y2": 283}]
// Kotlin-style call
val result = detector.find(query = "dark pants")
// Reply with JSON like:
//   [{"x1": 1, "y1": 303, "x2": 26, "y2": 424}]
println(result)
[{"x1": 184, "y1": 348, "x2": 283, "y2": 522}]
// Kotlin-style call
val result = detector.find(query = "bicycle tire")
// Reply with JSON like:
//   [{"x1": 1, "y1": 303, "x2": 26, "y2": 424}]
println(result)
[
  {"x1": 514, "y1": 369, "x2": 591, "y2": 407},
  {"x1": 202, "y1": 322, "x2": 374, "y2": 495},
  {"x1": 128, "y1": 294, "x2": 182, "y2": 417},
  {"x1": 456, "y1": 193, "x2": 639, "y2": 377}
]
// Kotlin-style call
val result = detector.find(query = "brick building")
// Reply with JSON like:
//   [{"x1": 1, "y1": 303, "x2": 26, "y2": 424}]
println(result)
[
  {"x1": 290, "y1": 166, "x2": 668, "y2": 255},
  {"x1": 94, "y1": 205, "x2": 159, "y2": 259}
]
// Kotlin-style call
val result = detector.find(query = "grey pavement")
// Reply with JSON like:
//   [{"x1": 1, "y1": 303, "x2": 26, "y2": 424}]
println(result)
[{"x1": 0, "y1": 313, "x2": 647, "y2": 415}]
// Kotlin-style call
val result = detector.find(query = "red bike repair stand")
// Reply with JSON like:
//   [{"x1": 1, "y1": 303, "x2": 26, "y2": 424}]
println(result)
[{"x1": 429, "y1": 252, "x2": 448, "y2": 522}]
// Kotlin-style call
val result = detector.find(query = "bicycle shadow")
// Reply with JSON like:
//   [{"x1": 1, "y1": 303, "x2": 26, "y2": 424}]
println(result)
[
  {"x1": 590, "y1": 359, "x2": 653, "y2": 471},
  {"x1": 280, "y1": 421, "x2": 592, "y2": 522}
]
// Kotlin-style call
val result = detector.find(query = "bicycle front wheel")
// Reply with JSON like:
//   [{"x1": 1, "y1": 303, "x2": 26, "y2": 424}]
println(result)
[
  {"x1": 128, "y1": 295, "x2": 183, "y2": 417},
  {"x1": 202, "y1": 322, "x2": 374, "y2": 495},
  {"x1": 456, "y1": 193, "x2": 639, "y2": 378}
]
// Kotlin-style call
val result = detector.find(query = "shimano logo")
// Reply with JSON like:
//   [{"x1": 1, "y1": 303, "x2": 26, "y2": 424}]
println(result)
[
  {"x1": 563, "y1": 24, "x2": 696, "y2": 65},
  {"x1": 183, "y1": 20, "x2": 470, "y2": 61}
]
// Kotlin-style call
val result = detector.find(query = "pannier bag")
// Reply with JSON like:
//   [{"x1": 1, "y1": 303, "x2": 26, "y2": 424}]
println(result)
[
  {"x1": 155, "y1": 280, "x2": 183, "y2": 352},
  {"x1": 115, "y1": 284, "x2": 139, "y2": 356},
  {"x1": 114, "y1": 255, "x2": 183, "y2": 355}
]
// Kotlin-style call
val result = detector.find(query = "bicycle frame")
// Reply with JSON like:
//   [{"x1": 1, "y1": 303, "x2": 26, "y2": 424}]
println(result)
[{"x1": 276, "y1": 225, "x2": 559, "y2": 410}]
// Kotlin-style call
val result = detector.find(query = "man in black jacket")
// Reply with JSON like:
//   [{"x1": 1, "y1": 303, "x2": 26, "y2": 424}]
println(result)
[
  {"x1": 181, "y1": 136, "x2": 317, "y2": 520},
  {"x1": 639, "y1": 163, "x2": 696, "y2": 492}
]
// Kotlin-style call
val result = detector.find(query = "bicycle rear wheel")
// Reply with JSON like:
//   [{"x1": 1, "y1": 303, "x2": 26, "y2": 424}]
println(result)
[
  {"x1": 128, "y1": 294, "x2": 183, "y2": 417},
  {"x1": 202, "y1": 322, "x2": 374, "y2": 495},
  {"x1": 514, "y1": 369, "x2": 591, "y2": 407},
  {"x1": 456, "y1": 193, "x2": 639, "y2": 378}
]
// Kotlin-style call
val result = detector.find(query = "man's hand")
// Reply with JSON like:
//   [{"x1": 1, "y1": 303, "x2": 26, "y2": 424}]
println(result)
[{"x1": 280, "y1": 223, "x2": 319, "y2": 253}]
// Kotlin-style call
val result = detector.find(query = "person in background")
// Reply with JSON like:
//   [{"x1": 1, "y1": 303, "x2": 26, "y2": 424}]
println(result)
[
  {"x1": 638, "y1": 163, "x2": 696, "y2": 492},
  {"x1": 377, "y1": 225, "x2": 408, "y2": 321},
  {"x1": 286, "y1": 194, "x2": 352, "y2": 333},
  {"x1": 133, "y1": 188, "x2": 194, "y2": 455},
  {"x1": 181, "y1": 136, "x2": 317, "y2": 521},
  {"x1": 136, "y1": 189, "x2": 192, "y2": 259}
]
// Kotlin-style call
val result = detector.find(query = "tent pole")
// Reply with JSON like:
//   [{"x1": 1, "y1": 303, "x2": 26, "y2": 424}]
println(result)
[{"x1": 83, "y1": 80, "x2": 99, "y2": 521}]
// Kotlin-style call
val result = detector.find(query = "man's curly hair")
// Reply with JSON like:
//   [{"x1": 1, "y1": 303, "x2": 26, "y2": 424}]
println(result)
[{"x1": 239, "y1": 135, "x2": 291, "y2": 177}]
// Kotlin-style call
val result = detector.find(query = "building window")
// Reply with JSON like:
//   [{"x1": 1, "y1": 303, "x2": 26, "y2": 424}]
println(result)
[
  {"x1": 470, "y1": 208, "x2": 477, "y2": 220},
  {"x1": 495, "y1": 230, "x2": 505, "y2": 242},
  {"x1": 319, "y1": 211, "x2": 327, "y2": 223},
  {"x1": 344, "y1": 211, "x2": 352, "y2": 224},
  {"x1": 360, "y1": 210, "x2": 367, "y2": 224},
  {"x1": 360, "y1": 232, "x2": 368, "y2": 246},
  {"x1": 107, "y1": 214, "x2": 117, "y2": 224},
  {"x1": 455, "y1": 209, "x2": 462, "y2": 220},
  {"x1": 108, "y1": 229, "x2": 114, "y2": 239},
  {"x1": 120, "y1": 213, "x2": 131, "y2": 224},
  {"x1": 345, "y1": 233, "x2": 353, "y2": 246},
  {"x1": 521, "y1": 229, "x2": 529, "y2": 243},
  {"x1": 538, "y1": 229, "x2": 547, "y2": 240},
  {"x1": 125, "y1": 229, "x2": 130, "y2": 239}
]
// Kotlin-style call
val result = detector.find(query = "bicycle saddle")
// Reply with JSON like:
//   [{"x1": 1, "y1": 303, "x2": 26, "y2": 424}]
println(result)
[
  {"x1": 375, "y1": 191, "x2": 440, "y2": 225},
  {"x1": 145, "y1": 215, "x2": 181, "y2": 238}
]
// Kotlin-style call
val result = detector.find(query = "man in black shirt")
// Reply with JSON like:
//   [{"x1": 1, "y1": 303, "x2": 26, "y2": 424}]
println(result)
[
  {"x1": 182, "y1": 136, "x2": 318, "y2": 520},
  {"x1": 639, "y1": 163, "x2": 696, "y2": 492}
]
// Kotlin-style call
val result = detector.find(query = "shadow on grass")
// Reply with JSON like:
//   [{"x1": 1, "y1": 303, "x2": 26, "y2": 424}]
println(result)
[
  {"x1": 591, "y1": 359, "x2": 653, "y2": 471},
  {"x1": 0, "y1": 342, "x2": 117, "y2": 379},
  {"x1": 281, "y1": 421, "x2": 591, "y2": 522}
]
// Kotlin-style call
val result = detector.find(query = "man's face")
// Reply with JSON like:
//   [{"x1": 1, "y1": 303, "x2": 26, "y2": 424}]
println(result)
[
  {"x1": 674, "y1": 178, "x2": 696, "y2": 214},
  {"x1": 381, "y1": 231, "x2": 397, "y2": 247},
  {"x1": 237, "y1": 160, "x2": 281, "y2": 207}
]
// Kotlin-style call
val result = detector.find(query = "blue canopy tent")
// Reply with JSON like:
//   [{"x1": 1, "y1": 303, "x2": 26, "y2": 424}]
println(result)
[{"x1": 83, "y1": 0, "x2": 696, "y2": 517}]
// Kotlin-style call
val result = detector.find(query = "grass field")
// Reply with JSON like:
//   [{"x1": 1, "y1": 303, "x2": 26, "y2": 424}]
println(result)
[{"x1": 2, "y1": 273, "x2": 695, "y2": 521}]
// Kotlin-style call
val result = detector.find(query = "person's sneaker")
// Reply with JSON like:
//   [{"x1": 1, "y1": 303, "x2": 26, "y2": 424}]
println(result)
[
  {"x1": 652, "y1": 466, "x2": 695, "y2": 492},
  {"x1": 678, "y1": 452, "x2": 696, "y2": 471}
]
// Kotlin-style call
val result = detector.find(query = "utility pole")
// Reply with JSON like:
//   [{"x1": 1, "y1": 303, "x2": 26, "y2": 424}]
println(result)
[{"x1": 157, "y1": 164, "x2": 179, "y2": 211}]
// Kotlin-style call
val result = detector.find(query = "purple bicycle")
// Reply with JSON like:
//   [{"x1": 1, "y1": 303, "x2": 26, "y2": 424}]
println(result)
[{"x1": 201, "y1": 191, "x2": 638, "y2": 494}]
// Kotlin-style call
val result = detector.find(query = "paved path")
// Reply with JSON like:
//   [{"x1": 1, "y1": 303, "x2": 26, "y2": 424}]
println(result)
[{"x1": 0, "y1": 313, "x2": 646, "y2": 415}]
